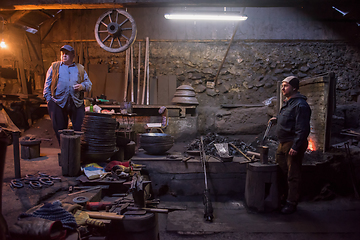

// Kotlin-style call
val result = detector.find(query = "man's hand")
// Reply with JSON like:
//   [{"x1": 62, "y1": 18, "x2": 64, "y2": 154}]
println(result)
[
  {"x1": 268, "y1": 117, "x2": 277, "y2": 125},
  {"x1": 73, "y1": 84, "x2": 83, "y2": 91},
  {"x1": 289, "y1": 148, "x2": 298, "y2": 156}
]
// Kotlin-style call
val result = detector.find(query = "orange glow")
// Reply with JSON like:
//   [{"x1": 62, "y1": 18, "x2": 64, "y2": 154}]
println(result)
[
  {"x1": 308, "y1": 138, "x2": 316, "y2": 151},
  {"x1": 0, "y1": 40, "x2": 6, "y2": 48}
]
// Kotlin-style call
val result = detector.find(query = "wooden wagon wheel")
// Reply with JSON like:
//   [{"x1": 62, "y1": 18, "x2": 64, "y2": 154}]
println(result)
[{"x1": 94, "y1": 9, "x2": 137, "y2": 53}]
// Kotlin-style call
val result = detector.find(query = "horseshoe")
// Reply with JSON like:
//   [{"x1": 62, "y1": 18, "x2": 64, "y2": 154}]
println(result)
[{"x1": 94, "y1": 9, "x2": 137, "y2": 53}]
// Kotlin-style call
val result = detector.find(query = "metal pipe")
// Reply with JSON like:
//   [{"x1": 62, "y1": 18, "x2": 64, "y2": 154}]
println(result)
[{"x1": 13, "y1": 131, "x2": 21, "y2": 178}]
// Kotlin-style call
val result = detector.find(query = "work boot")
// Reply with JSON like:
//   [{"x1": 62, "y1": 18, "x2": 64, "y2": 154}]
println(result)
[{"x1": 281, "y1": 201, "x2": 297, "y2": 214}]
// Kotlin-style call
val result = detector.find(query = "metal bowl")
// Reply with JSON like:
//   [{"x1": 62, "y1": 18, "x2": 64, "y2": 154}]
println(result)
[{"x1": 140, "y1": 133, "x2": 174, "y2": 155}]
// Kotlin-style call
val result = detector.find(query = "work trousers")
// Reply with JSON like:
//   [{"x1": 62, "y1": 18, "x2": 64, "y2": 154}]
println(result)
[
  {"x1": 47, "y1": 98, "x2": 85, "y2": 144},
  {"x1": 275, "y1": 140, "x2": 308, "y2": 204}
]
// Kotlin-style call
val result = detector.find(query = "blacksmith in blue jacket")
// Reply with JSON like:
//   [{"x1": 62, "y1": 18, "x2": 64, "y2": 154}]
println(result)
[
  {"x1": 43, "y1": 45, "x2": 92, "y2": 144},
  {"x1": 269, "y1": 76, "x2": 311, "y2": 214}
]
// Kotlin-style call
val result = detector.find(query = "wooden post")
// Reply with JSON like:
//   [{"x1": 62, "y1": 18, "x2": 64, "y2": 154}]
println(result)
[
  {"x1": 142, "y1": 37, "x2": 149, "y2": 105},
  {"x1": 18, "y1": 50, "x2": 28, "y2": 95},
  {"x1": 276, "y1": 81, "x2": 282, "y2": 114},
  {"x1": 12, "y1": 132, "x2": 21, "y2": 179},
  {"x1": 278, "y1": 81, "x2": 283, "y2": 111},
  {"x1": 145, "y1": 37, "x2": 150, "y2": 105},
  {"x1": 324, "y1": 72, "x2": 336, "y2": 152},
  {"x1": 60, "y1": 131, "x2": 81, "y2": 177},
  {"x1": 124, "y1": 48, "x2": 130, "y2": 102},
  {"x1": 130, "y1": 45, "x2": 134, "y2": 103},
  {"x1": 137, "y1": 42, "x2": 141, "y2": 105}
]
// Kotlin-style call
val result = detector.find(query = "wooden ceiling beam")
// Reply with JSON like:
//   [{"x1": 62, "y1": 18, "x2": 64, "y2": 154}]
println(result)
[
  {"x1": 0, "y1": 4, "x2": 125, "y2": 11},
  {"x1": 8, "y1": 10, "x2": 30, "y2": 23}
]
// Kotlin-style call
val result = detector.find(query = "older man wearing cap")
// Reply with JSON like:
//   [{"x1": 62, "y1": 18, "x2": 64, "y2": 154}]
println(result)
[
  {"x1": 269, "y1": 76, "x2": 311, "y2": 214},
  {"x1": 43, "y1": 45, "x2": 92, "y2": 144}
]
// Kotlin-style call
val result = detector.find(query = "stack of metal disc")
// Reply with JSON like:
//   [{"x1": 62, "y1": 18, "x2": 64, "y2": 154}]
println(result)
[
  {"x1": 171, "y1": 85, "x2": 199, "y2": 105},
  {"x1": 81, "y1": 112, "x2": 117, "y2": 161}
]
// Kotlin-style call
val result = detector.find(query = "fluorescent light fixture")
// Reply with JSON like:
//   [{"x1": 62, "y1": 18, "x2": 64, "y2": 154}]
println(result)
[
  {"x1": 22, "y1": 25, "x2": 38, "y2": 34},
  {"x1": 164, "y1": 11, "x2": 247, "y2": 21},
  {"x1": 332, "y1": 6, "x2": 348, "y2": 16},
  {"x1": 0, "y1": 39, "x2": 6, "y2": 48}
]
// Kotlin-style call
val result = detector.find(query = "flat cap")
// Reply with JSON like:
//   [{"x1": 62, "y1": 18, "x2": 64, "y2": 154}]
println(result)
[{"x1": 60, "y1": 45, "x2": 74, "y2": 52}]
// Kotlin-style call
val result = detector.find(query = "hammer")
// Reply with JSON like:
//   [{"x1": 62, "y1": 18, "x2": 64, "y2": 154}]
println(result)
[{"x1": 68, "y1": 185, "x2": 96, "y2": 193}]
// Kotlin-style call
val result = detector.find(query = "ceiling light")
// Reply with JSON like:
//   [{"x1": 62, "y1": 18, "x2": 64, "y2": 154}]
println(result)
[
  {"x1": 24, "y1": 26, "x2": 38, "y2": 34},
  {"x1": 0, "y1": 39, "x2": 6, "y2": 48},
  {"x1": 332, "y1": 6, "x2": 348, "y2": 16},
  {"x1": 164, "y1": 11, "x2": 247, "y2": 21}
]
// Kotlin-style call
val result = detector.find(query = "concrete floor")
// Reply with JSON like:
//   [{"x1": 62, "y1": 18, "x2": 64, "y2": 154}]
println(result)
[{"x1": 1, "y1": 117, "x2": 360, "y2": 239}]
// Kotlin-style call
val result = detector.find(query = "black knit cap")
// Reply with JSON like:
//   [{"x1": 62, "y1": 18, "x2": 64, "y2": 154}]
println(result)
[{"x1": 282, "y1": 76, "x2": 299, "y2": 89}]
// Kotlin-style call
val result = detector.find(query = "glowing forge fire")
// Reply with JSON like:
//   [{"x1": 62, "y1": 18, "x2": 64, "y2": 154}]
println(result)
[{"x1": 307, "y1": 138, "x2": 316, "y2": 151}]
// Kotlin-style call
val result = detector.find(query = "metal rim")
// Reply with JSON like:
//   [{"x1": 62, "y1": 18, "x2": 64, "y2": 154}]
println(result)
[{"x1": 94, "y1": 9, "x2": 137, "y2": 53}]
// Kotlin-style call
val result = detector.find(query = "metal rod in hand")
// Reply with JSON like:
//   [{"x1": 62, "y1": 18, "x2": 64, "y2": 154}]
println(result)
[
  {"x1": 261, "y1": 121, "x2": 272, "y2": 145},
  {"x1": 200, "y1": 136, "x2": 214, "y2": 222}
]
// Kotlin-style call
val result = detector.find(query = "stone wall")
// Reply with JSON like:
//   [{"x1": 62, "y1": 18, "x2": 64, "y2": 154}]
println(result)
[{"x1": 42, "y1": 40, "x2": 359, "y2": 134}]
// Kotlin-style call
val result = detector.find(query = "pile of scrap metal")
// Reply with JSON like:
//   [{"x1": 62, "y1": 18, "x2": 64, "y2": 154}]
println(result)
[{"x1": 187, "y1": 132, "x2": 257, "y2": 159}]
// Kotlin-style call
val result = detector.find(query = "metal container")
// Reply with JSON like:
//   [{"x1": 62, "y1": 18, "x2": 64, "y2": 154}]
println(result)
[
  {"x1": 107, "y1": 212, "x2": 158, "y2": 240},
  {"x1": 140, "y1": 133, "x2": 174, "y2": 155},
  {"x1": 259, "y1": 145, "x2": 269, "y2": 164}
]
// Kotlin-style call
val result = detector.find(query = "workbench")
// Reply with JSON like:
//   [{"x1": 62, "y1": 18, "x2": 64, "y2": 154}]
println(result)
[
  {"x1": 99, "y1": 104, "x2": 196, "y2": 118},
  {"x1": 131, "y1": 150, "x2": 249, "y2": 196}
]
